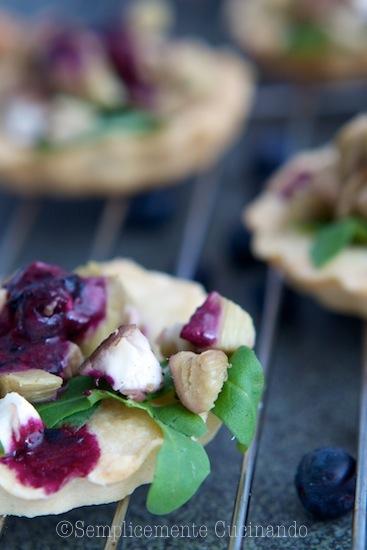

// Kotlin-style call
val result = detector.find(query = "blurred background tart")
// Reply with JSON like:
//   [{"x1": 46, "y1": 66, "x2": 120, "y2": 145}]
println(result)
[
  {"x1": 246, "y1": 115, "x2": 367, "y2": 317},
  {"x1": 0, "y1": 2, "x2": 254, "y2": 197},
  {"x1": 228, "y1": 0, "x2": 367, "y2": 82}
]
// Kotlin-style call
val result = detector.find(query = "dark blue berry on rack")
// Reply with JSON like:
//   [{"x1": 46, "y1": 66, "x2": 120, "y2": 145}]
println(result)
[
  {"x1": 227, "y1": 223, "x2": 254, "y2": 268},
  {"x1": 127, "y1": 189, "x2": 178, "y2": 227},
  {"x1": 295, "y1": 447, "x2": 356, "y2": 520}
]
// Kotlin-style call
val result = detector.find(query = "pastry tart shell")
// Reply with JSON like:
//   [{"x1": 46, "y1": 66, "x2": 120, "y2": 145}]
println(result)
[
  {"x1": 246, "y1": 192, "x2": 367, "y2": 318},
  {"x1": 0, "y1": 41, "x2": 254, "y2": 197}
]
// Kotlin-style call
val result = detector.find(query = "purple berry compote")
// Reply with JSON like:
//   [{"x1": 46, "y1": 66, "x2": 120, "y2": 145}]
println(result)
[
  {"x1": 2, "y1": 425, "x2": 100, "y2": 494},
  {"x1": 0, "y1": 261, "x2": 106, "y2": 376}
]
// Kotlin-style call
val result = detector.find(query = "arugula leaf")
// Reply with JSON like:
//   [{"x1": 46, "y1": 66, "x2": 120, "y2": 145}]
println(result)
[
  {"x1": 86, "y1": 390, "x2": 206, "y2": 438},
  {"x1": 97, "y1": 110, "x2": 161, "y2": 135},
  {"x1": 146, "y1": 424, "x2": 210, "y2": 515},
  {"x1": 213, "y1": 346, "x2": 264, "y2": 451},
  {"x1": 286, "y1": 22, "x2": 329, "y2": 57},
  {"x1": 38, "y1": 109, "x2": 161, "y2": 152},
  {"x1": 151, "y1": 403, "x2": 207, "y2": 438},
  {"x1": 53, "y1": 404, "x2": 100, "y2": 429},
  {"x1": 86, "y1": 388, "x2": 210, "y2": 513},
  {"x1": 36, "y1": 376, "x2": 95, "y2": 428},
  {"x1": 310, "y1": 217, "x2": 367, "y2": 268}
]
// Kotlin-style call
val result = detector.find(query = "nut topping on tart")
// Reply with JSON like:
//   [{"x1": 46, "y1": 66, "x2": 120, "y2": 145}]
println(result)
[
  {"x1": 82, "y1": 324, "x2": 162, "y2": 401},
  {"x1": 180, "y1": 291, "x2": 255, "y2": 352},
  {"x1": 0, "y1": 370, "x2": 63, "y2": 403},
  {"x1": 169, "y1": 350, "x2": 229, "y2": 414}
]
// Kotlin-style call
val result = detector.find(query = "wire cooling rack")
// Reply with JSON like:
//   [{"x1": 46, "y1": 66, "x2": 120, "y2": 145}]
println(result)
[{"x1": 0, "y1": 80, "x2": 365, "y2": 549}]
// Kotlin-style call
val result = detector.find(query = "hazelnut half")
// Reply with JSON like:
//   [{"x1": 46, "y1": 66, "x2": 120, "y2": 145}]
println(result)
[
  {"x1": 0, "y1": 369, "x2": 63, "y2": 403},
  {"x1": 169, "y1": 350, "x2": 229, "y2": 414}
]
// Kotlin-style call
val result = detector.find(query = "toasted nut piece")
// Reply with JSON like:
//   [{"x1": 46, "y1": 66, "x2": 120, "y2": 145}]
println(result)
[
  {"x1": 156, "y1": 323, "x2": 194, "y2": 358},
  {"x1": 82, "y1": 324, "x2": 162, "y2": 401},
  {"x1": 169, "y1": 350, "x2": 229, "y2": 414},
  {"x1": 62, "y1": 342, "x2": 84, "y2": 379},
  {"x1": 0, "y1": 288, "x2": 7, "y2": 312},
  {"x1": 219, "y1": 296, "x2": 255, "y2": 352},
  {"x1": 0, "y1": 369, "x2": 63, "y2": 403},
  {"x1": 79, "y1": 275, "x2": 133, "y2": 357},
  {"x1": 0, "y1": 392, "x2": 44, "y2": 454},
  {"x1": 181, "y1": 292, "x2": 255, "y2": 353}
]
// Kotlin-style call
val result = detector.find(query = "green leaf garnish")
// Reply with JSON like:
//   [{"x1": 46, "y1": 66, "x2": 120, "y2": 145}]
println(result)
[
  {"x1": 146, "y1": 424, "x2": 210, "y2": 515},
  {"x1": 310, "y1": 217, "x2": 367, "y2": 268},
  {"x1": 213, "y1": 346, "x2": 264, "y2": 451},
  {"x1": 37, "y1": 108, "x2": 162, "y2": 152},
  {"x1": 0, "y1": 441, "x2": 4, "y2": 456},
  {"x1": 96, "y1": 109, "x2": 161, "y2": 135},
  {"x1": 85, "y1": 388, "x2": 209, "y2": 514},
  {"x1": 36, "y1": 376, "x2": 96, "y2": 428},
  {"x1": 53, "y1": 403, "x2": 100, "y2": 429},
  {"x1": 152, "y1": 403, "x2": 207, "y2": 438},
  {"x1": 286, "y1": 22, "x2": 329, "y2": 57}
]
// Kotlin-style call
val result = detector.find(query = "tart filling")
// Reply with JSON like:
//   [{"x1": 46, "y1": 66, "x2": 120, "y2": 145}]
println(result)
[
  {"x1": 0, "y1": 259, "x2": 263, "y2": 516},
  {"x1": 246, "y1": 114, "x2": 367, "y2": 317}
]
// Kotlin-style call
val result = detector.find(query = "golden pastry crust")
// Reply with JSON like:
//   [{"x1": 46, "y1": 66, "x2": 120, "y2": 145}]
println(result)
[
  {"x1": 245, "y1": 151, "x2": 367, "y2": 318},
  {"x1": 0, "y1": 408, "x2": 221, "y2": 517},
  {"x1": 0, "y1": 41, "x2": 254, "y2": 197},
  {"x1": 0, "y1": 258, "x2": 223, "y2": 516},
  {"x1": 227, "y1": 0, "x2": 367, "y2": 82}
]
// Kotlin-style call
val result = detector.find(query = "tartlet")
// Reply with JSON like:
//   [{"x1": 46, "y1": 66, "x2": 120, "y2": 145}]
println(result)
[
  {"x1": 0, "y1": 258, "x2": 263, "y2": 516},
  {"x1": 246, "y1": 114, "x2": 367, "y2": 317},
  {"x1": 0, "y1": 7, "x2": 254, "y2": 196},
  {"x1": 227, "y1": 0, "x2": 367, "y2": 82}
]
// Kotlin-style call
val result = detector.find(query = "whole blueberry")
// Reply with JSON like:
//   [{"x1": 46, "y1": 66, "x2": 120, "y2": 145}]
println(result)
[{"x1": 295, "y1": 447, "x2": 356, "y2": 520}]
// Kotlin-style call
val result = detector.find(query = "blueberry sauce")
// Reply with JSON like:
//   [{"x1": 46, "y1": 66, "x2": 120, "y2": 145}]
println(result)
[
  {"x1": 2, "y1": 425, "x2": 100, "y2": 494},
  {"x1": 180, "y1": 292, "x2": 222, "y2": 348},
  {"x1": 10, "y1": 418, "x2": 44, "y2": 454},
  {"x1": 0, "y1": 262, "x2": 106, "y2": 375},
  {"x1": 279, "y1": 171, "x2": 312, "y2": 200}
]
